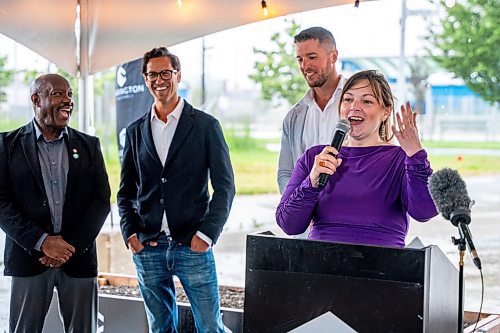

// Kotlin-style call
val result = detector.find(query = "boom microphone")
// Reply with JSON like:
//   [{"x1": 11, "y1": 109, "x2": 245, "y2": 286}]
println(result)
[
  {"x1": 428, "y1": 168, "x2": 481, "y2": 269},
  {"x1": 317, "y1": 119, "x2": 351, "y2": 188}
]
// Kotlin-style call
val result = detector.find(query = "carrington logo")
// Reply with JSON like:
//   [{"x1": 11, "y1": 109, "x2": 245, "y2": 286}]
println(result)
[{"x1": 116, "y1": 66, "x2": 127, "y2": 87}]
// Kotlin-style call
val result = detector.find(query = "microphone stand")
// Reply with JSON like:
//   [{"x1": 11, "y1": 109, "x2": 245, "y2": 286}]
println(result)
[{"x1": 452, "y1": 234, "x2": 466, "y2": 333}]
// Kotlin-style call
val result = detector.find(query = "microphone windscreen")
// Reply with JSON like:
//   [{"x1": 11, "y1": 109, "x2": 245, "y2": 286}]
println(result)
[
  {"x1": 428, "y1": 168, "x2": 471, "y2": 221},
  {"x1": 336, "y1": 118, "x2": 351, "y2": 133}
]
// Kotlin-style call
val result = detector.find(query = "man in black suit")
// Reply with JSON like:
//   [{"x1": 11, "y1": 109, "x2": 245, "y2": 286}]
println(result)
[
  {"x1": 118, "y1": 47, "x2": 235, "y2": 333},
  {"x1": 0, "y1": 74, "x2": 111, "y2": 333}
]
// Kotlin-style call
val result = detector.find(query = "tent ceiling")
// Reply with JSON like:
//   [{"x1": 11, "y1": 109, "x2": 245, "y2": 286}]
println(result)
[{"x1": 0, "y1": 0, "x2": 356, "y2": 77}]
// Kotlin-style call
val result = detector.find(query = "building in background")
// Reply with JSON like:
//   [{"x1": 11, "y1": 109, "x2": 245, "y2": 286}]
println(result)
[{"x1": 341, "y1": 57, "x2": 499, "y2": 141}]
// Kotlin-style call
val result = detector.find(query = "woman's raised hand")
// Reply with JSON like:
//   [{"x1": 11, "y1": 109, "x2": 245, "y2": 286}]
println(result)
[{"x1": 392, "y1": 101, "x2": 423, "y2": 157}]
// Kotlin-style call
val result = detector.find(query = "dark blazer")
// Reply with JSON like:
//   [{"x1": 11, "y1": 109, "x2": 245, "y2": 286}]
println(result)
[
  {"x1": 118, "y1": 101, "x2": 235, "y2": 246},
  {"x1": 0, "y1": 122, "x2": 111, "y2": 278}
]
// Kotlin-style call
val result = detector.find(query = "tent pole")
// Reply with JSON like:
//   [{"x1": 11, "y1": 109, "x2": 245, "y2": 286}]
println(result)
[
  {"x1": 78, "y1": 76, "x2": 95, "y2": 134},
  {"x1": 77, "y1": 0, "x2": 94, "y2": 134}
]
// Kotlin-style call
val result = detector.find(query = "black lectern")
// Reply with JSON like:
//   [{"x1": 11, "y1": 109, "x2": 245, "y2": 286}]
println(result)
[{"x1": 244, "y1": 233, "x2": 458, "y2": 333}]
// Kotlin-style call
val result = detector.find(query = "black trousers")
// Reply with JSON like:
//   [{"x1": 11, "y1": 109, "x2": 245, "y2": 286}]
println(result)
[{"x1": 10, "y1": 268, "x2": 97, "y2": 333}]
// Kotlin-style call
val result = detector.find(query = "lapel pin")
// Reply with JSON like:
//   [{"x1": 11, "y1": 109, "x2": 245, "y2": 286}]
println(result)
[{"x1": 72, "y1": 148, "x2": 79, "y2": 159}]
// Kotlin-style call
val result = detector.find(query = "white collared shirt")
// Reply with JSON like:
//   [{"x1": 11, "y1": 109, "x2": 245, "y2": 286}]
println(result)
[
  {"x1": 149, "y1": 99, "x2": 212, "y2": 246},
  {"x1": 302, "y1": 75, "x2": 346, "y2": 150},
  {"x1": 150, "y1": 98, "x2": 184, "y2": 165},
  {"x1": 150, "y1": 98, "x2": 184, "y2": 235}
]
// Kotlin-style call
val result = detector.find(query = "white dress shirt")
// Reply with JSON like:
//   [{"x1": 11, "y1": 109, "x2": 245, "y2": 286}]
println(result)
[
  {"x1": 150, "y1": 99, "x2": 212, "y2": 246},
  {"x1": 302, "y1": 75, "x2": 346, "y2": 150},
  {"x1": 151, "y1": 99, "x2": 184, "y2": 236}
]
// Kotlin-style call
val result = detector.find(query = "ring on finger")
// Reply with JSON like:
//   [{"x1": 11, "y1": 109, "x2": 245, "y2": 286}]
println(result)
[{"x1": 319, "y1": 160, "x2": 326, "y2": 167}]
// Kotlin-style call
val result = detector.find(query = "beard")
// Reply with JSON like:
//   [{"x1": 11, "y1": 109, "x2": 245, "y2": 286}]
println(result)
[
  {"x1": 306, "y1": 72, "x2": 329, "y2": 88},
  {"x1": 304, "y1": 63, "x2": 333, "y2": 88}
]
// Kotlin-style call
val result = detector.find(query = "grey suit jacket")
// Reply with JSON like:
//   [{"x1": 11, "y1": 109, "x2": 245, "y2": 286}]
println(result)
[
  {"x1": 277, "y1": 76, "x2": 346, "y2": 194},
  {"x1": 277, "y1": 100, "x2": 308, "y2": 194}
]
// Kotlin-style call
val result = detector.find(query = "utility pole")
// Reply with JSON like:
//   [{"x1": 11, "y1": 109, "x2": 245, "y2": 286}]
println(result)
[
  {"x1": 398, "y1": 0, "x2": 434, "y2": 104},
  {"x1": 201, "y1": 37, "x2": 206, "y2": 107},
  {"x1": 398, "y1": 0, "x2": 408, "y2": 104}
]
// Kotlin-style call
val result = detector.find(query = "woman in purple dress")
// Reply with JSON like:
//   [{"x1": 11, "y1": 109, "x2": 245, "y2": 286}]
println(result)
[{"x1": 276, "y1": 70, "x2": 438, "y2": 248}]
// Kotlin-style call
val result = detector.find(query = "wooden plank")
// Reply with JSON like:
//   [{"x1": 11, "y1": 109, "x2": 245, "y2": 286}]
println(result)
[
  {"x1": 465, "y1": 315, "x2": 500, "y2": 333},
  {"x1": 479, "y1": 318, "x2": 500, "y2": 333},
  {"x1": 464, "y1": 311, "x2": 490, "y2": 323},
  {"x1": 98, "y1": 272, "x2": 138, "y2": 287}
]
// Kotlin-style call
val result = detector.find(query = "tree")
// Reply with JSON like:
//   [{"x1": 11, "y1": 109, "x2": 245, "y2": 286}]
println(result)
[
  {"x1": 427, "y1": 0, "x2": 499, "y2": 103},
  {"x1": 249, "y1": 20, "x2": 308, "y2": 107},
  {"x1": 0, "y1": 55, "x2": 15, "y2": 104}
]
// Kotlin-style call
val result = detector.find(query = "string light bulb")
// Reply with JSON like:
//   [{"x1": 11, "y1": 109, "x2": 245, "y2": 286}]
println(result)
[
  {"x1": 177, "y1": 0, "x2": 182, "y2": 8},
  {"x1": 261, "y1": 0, "x2": 268, "y2": 16}
]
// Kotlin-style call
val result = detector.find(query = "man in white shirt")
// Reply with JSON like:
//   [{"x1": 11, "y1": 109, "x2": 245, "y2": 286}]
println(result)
[
  {"x1": 278, "y1": 27, "x2": 346, "y2": 196},
  {"x1": 277, "y1": 27, "x2": 345, "y2": 239},
  {"x1": 118, "y1": 47, "x2": 235, "y2": 333}
]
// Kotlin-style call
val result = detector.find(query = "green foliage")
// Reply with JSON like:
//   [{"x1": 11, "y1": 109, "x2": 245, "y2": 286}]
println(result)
[
  {"x1": 21, "y1": 69, "x2": 42, "y2": 85},
  {"x1": 427, "y1": 0, "x2": 500, "y2": 103},
  {"x1": 224, "y1": 119, "x2": 258, "y2": 151},
  {"x1": 0, "y1": 55, "x2": 15, "y2": 104},
  {"x1": 93, "y1": 69, "x2": 116, "y2": 97},
  {"x1": 249, "y1": 19, "x2": 308, "y2": 107}
]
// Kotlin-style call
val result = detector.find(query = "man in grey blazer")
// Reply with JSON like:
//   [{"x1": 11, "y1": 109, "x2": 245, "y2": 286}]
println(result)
[
  {"x1": 0, "y1": 73, "x2": 111, "y2": 332},
  {"x1": 278, "y1": 27, "x2": 346, "y2": 195},
  {"x1": 118, "y1": 47, "x2": 235, "y2": 333}
]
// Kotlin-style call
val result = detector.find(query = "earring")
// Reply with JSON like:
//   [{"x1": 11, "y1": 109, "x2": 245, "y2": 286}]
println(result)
[{"x1": 380, "y1": 121, "x2": 386, "y2": 141}]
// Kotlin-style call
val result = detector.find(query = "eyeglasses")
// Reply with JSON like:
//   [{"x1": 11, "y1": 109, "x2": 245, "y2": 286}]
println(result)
[{"x1": 145, "y1": 69, "x2": 178, "y2": 82}]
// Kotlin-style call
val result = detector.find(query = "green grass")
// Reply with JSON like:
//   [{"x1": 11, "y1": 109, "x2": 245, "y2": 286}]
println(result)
[
  {"x1": 230, "y1": 147, "x2": 279, "y2": 195},
  {"x1": 422, "y1": 140, "x2": 500, "y2": 176},
  {"x1": 103, "y1": 134, "x2": 281, "y2": 201},
  {"x1": 428, "y1": 155, "x2": 500, "y2": 176},
  {"x1": 224, "y1": 141, "x2": 500, "y2": 195},
  {"x1": 104, "y1": 156, "x2": 121, "y2": 204},
  {"x1": 422, "y1": 140, "x2": 500, "y2": 150}
]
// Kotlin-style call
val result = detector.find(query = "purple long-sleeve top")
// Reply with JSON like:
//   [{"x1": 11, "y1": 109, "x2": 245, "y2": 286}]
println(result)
[{"x1": 276, "y1": 145, "x2": 438, "y2": 248}]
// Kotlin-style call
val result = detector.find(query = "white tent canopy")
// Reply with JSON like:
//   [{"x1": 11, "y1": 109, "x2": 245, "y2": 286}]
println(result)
[
  {"x1": 1, "y1": 0, "x2": 362, "y2": 132},
  {"x1": 0, "y1": 0, "x2": 356, "y2": 78}
]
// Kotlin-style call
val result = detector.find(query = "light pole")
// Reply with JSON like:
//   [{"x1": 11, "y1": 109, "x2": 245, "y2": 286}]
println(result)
[
  {"x1": 398, "y1": 0, "x2": 434, "y2": 104},
  {"x1": 201, "y1": 37, "x2": 206, "y2": 107}
]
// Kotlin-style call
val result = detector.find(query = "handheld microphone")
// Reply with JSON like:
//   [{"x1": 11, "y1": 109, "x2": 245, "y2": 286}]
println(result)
[
  {"x1": 317, "y1": 119, "x2": 350, "y2": 188},
  {"x1": 428, "y1": 168, "x2": 481, "y2": 269}
]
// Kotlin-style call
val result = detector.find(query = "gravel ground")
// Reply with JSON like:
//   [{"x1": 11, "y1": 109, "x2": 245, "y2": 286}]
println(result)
[{"x1": 99, "y1": 284, "x2": 245, "y2": 309}]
